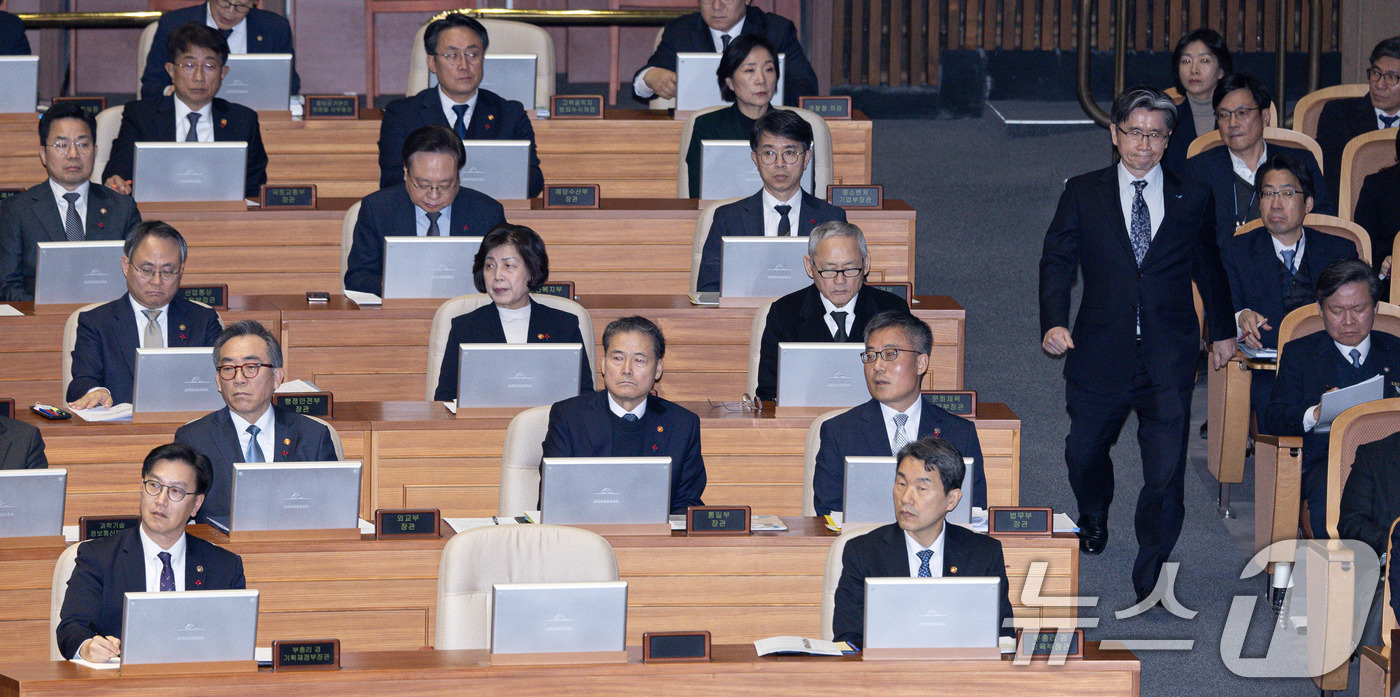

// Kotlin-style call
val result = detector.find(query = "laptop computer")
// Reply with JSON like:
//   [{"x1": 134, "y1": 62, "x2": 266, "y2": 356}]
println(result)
[
  {"x1": 454, "y1": 343, "x2": 583, "y2": 408},
  {"x1": 381, "y1": 236, "x2": 483, "y2": 299},
  {"x1": 718, "y1": 237, "x2": 809, "y2": 299},
  {"x1": 0, "y1": 469, "x2": 66, "y2": 538},
  {"x1": 538, "y1": 457, "x2": 671, "y2": 525},
  {"x1": 429, "y1": 54, "x2": 538, "y2": 110},
  {"x1": 490, "y1": 581, "x2": 628, "y2": 655},
  {"x1": 218, "y1": 54, "x2": 293, "y2": 110},
  {"x1": 698, "y1": 140, "x2": 814, "y2": 200},
  {"x1": 132, "y1": 142, "x2": 247, "y2": 203},
  {"x1": 120, "y1": 589, "x2": 260, "y2": 665},
  {"x1": 775, "y1": 343, "x2": 867, "y2": 407},
  {"x1": 863, "y1": 577, "x2": 1001, "y2": 651},
  {"x1": 0, "y1": 56, "x2": 38, "y2": 113},
  {"x1": 842, "y1": 456, "x2": 974, "y2": 527},
  {"x1": 459, "y1": 141, "x2": 531, "y2": 200},
  {"x1": 33, "y1": 240, "x2": 125, "y2": 305},
  {"x1": 132, "y1": 347, "x2": 224, "y2": 413},
  {"x1": 675, "y1": 52, "x2": 786, "y2": 111},
  {"x1": 207, "y1": 461, "x2": 362, "y2": 533}
]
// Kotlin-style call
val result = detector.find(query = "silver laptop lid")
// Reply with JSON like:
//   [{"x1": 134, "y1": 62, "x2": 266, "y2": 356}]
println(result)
[
  {"x1": 218, "y1": 54, "x2": 293, "y2": 110},
  {"x1": 539, "y1": 457, "x2": 671, "y2": 525},
  {"x1": 675, "y1": 52, "x2": 785, "y2": 110},
  {"x1": 226, "y1": 461, "x2": 361, "y2": 532},
  {"x1": 33, "y1": 240, "x2": 124, "y2": 305},
  {"x1": 480, "y1": 55, "x2": 538, "y2": 110},
  {"x1": 776, "y1": 343, "x2": 867, "y2": 407},
  {"x1": 719, "y1": 237, "x2": 809, "y2": 298},
  {"x1": 843, "y1": 456, "x2": 973, "y2": 526},
  {"x1": 133, "y1": 142, "x2": 247, "y2": 203},
  {"x1": 698, "y1": 140, "x2": 813, "y2": 200},
  {"x1": 490, "y1": 581, "x2": 627, "y2": 655},
  {"x1": 381, "y1": 236, "x2": 483, "y2": 298},
  {"x1": 455, "y1": 343, "x2": 583, "y2": 408},
  {"x1": 0, "y1": 56, "x2": 38, "y2": 113},
  {"x1": 863, "y1": 577, "x2": 1000, "y2": 650},
  {"x1": 0, "y1": 469, "x2": 66, "y2": 538},
  {"x1": 459, "y1": 141, "x2": 530, "y2": 200},
  {"x1": 133, "y1": 347, "x2": 224, "y2": 413},
  {"x1": 120, "y1": 589, "x2": 259, "y2": 665}
]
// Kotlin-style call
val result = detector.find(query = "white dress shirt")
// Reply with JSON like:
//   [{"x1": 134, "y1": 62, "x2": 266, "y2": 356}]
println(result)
[
  {"x1": 1235, "y1": 233, "x2": 1306, "y2": 333},
  {"x1": 228, "y1": 405, "x2": 276, "y2": 462},
  {"x1": 414, "y1": 204, "x2": 454, "y2": 236},
  {"x1": 1302, "y1": 334, "x2": 1374, "y2": 431},
  {"x1": 438, "y1": 88, "x2": 480, "y2": 132},
  {"x1": 127, "y1": 295, "x2": 170, "y2": 347},
  {"x1": 607, "y1": 391, "x2": 647, "y2": 420},
  {"x1": 139, "y1": 524, "x2": 188, "y2": 592},
  {"x1": 632, "y1": 17, "x2": 747, "y2": 99},
  {"x1": 174, "y1": 98, "x2": 215, "y2": 142},
  {"x1": 1116, "y1": 162, "x2": 1164, "y2": 240},
  {"x1": 204, "y1": 5, "x2": 248, "y2": 53},
  {"x1": 1376, "y1": 106, "x2": 1400, "y2": 130},
  {"x1": 498, "y1": 303, "x2": 531, "y2": 344},
  {"x1": 48, "y1": 179, "x2": 90, "y2": 231},
  {"x1": 878, "y1": 398, "x2": 923, "y2": 454},
  {"x1": 761, "y1": 188, "x2": 802, "y2": 237},
  {"x1": 1227, "y1": 144, "x2": 1269, "y2": 186},
  {"x1": 903, "y1": 526, "x2": 945, "y2": 578},
  {"x1": 818, "y1": 292, "x2": 858, "y2": 339}
]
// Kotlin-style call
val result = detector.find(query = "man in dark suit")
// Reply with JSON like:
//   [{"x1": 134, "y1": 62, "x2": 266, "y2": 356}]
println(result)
[
  {"x1": 633, "y1": 0, "x2": 818, "y2": 104},
  {"x1": 0, "y1": 9, "x2": 29, "y2": 54},
  {"x1": 756, "y1": 221, "x2": 907, "y2": 403},
  {"x1": 67, "y1": 222, "x2": 222, "y2": 409},
  {"x1": 1187, "y1": 74, "x2": 1332, "y2": 245},
  {"x1": 104, "y1": 23, "x2": 268, "y2": 199},
  {"x1": 57, "y1": 443, "x2": 246, "y2": 662},
  {"x1": 1340, "y1": 430, "x2": 1400, "y2": 557},
  {"x1": 346, "y1": 125, "x2": 506, "y2": 295},
  {"x1": 140, "y1": 0, "x2": 300, "y2": 100},
  {"x1": 540, "y1": 316, "x2": 706, "y2": 513},
  {"x1": 1040, "y1": 86, "x2": 1236, "y2": 600},
  {"x1": 814, "y1": 310, "x2": 986, "y2": 513},
  {"x1": 832, "y1": 436, "x2": 1014, "y2": 649},
  {"x1": 377, "y1": 14, "x2": 542, "y2": 196},
  {"x1": 1316, "y1": 36, "x2": 1400, "y2": 210},
  {"x1": 1263, "y1": 260, "x2": 1400, "y2": 537},
  {"x1": 0, "y1": 416, "x2": 46, "y2": 469},
  {"x1": 175, "y1": 320, "x2": 337, "y2": 525},
  {"x1": 0, "y1": 103, "x2": 142, "y2": 301},
  {"x1": 696, "y1": 109, "x2": 846, "y2": 293}
]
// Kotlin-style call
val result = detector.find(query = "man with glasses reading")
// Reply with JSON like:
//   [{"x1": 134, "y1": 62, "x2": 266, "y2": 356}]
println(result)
[
  {"x1": 176, "y1": 320, "x2": 337, "y2": 525},
  {"x1": 755, "y1": 221, "x2": 907, "y2": 403},
  {"x1": 140, "y1": 0, "x2": 300, "y2": 99},
  {"x1": 0, "y1": 102, "x2": 142, "y2": 301},
  {"x1": 57, "y1": 443, "x2": 246, "y2": 662},
  {"x1": 1316, "y1": 36, "x2": 1400, "y2": 210},
  {"x1": 67, "y1": 222, "x2": 222, "y2": 410}
]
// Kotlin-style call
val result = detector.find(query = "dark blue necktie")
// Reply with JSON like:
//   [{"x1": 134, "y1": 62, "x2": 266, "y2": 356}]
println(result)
[
  {"x1": 452, "y1": 104, "x2": 469, "y2": 138},
  {"x1": 1381, "y1": 114, "x2": 1399, "y2": 129},
  {"x1": 1129, "y1": 180, "x2": 1151, "y2": 265},
  {"x1": 158, "y1": 551, "x2": 175, "y2": 591},
  {"x1": 916, "y1": 549, "x2": 933, "y2": 577}
]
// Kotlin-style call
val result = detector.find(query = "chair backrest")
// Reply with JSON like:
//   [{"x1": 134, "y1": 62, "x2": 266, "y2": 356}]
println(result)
[
  {"x1": 434, "y1": 524, "x2": 618, "y2": 649},
  {"x1": 819, "y1": 525, "x2": 880, "y2": 640},
  {"x1": 136, "y1": 21, "x2": 159, "y2": 91},
  {"x1": 1386, "y1": 515, "x2": 1400, "y2": 647},
  {"x1": 1233, "y1": 214, "x2": 1372, "y2": 266},
  {"x1": 1292, "y1": 83, "x2": 1370, "y2": 141},
  {"x1": 50, "y1": 542, "x2": 84, "y2": 660},
  {"x1": 498, "y1": 405, "x2": 551, "y2": 516},
  {"x1": 406, "y1": 17, "x2": 556, "y2": 109},
  {"x1": 1326, "y1": 398, "x2": 1400, "y2": 539},
  {"x1": 92, "y1": 106, "x2": 124, "y2": 184},
  {"x1": 747, "y1": 298, "x2": 777, "y2": 398},
  {"x1": 1339, "y1": 129, "x2": 1399, "y2": 222},
  {"x1": 305, "y1": 414, "x2": 345, "y2": 460},
  {"x1": 803, "y1": 408, "x2": 851, "y2": 517},
  {"x1": 1276, "y1": 301, "x2": 1400, "y2": 363},
  {"x1": 338, "y1": 200, "x2": 362, "y2": 290},
  {"x1": 676, "y1": 106, "x2": 835, "y2": 199},
  {"x1": 1185, "y1": 127, "x2": 1324, "y2": 167},
  {"x1": 62, "y1": 302, "x2": 105, "y2": 400},
  {"x1": 689, "y1": 196, "x2": 744, "y2": 293}
]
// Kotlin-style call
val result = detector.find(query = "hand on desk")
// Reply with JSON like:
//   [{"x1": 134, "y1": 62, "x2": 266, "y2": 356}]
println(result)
[
  {"x1": 1210, "y1": 340, "x2": 1235, "y2": 370},
  {"x1": 644, "y1": 68, "x2": 678, "y2": 100},
  {"x1": 69, "y1": 388, "x2": 112, "y2": 411},
  {"x1": 1041, "y1": 326, "x2": 1074, "y2": 355},
  {"x1": 103, "y1": 175, "x2": 132, "y2": 196},
  {"x1": 1237, "y1": 311, "x2": 1270, "y2": 351},
  {"x1": 80, "y1": 635, "x2": 120, "y2": 663}
]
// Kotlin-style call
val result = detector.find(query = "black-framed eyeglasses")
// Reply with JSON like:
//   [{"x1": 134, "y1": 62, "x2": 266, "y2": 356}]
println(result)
[
  {"x1": 131, "y1": 265, "x2": 182, "y2": 281},
  {"x1": 142, "y1": 479, "x2": 191, "y2": 501},
  {"x1": 216, "y1": 363, "x2": 273, "y2": 380},
  {"x1": 859, "y1": 348, "x2": 923, "y2": 364},
  {"x1": 814, "y1": 267, "x2": 864, "y2": 279},
  {"x1": 1214, "y1": 106, "x2": 1260, "y2": 122},
  {"x1": 1115, "y1": 126, "x2": 1169, "y2": 144},
  {"x1": 213, "y1": 0, "x2": 256, "y2": 12},
  {"x1": 1260, "y1": 189, "x2": 1303, "y2": 200},
  {"x1": 1366, "y1": 67, "x2": 1400, "y2": 87}
]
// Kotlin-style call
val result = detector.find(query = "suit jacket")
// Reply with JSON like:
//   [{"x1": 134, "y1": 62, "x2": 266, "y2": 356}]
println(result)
[
  {"x1": 540, "y1": 390, "x2": 706, "y2": 513},
  {"x1": 1355, "y1": 166, "x2": 1400, "y2": 277},
  {"x1": 56, "y1": 526, "x2": 245, "y2": 659},
  {"x1": 1339, "y1": 430, "x2": 1400, "y2": 556},
  {"x1": 1161, "y1": 103, "x2": 1200, "y2": 180},
  {"x1": 813, "y1": 397, "x2": 986, "y2": 514},
  {"x1": 756, "y1": 284, "x2": 909, "y2": 402},
  {"x1": 1220, "y1": 227, "x2": 1359, "y2": 349},
  {"x1": 140, "y1": 2, "x2": 300, "y2": 99},
  {"x1": 685, "y1": 104, "x2": 753, "y2": 198},
  {"x1": 1186, "y1": 143, "x2": 1334, "y2": 245},
  {"x1": 343, "y1": 184, "x2": 506, "y2": 295},
  {"x1": 377, "y1": 87, "x2": 543, "y2": 197},
  {"x1": 433, "y1": 300, "x2": 594, "y2": 402},
  {"x1": 0, "y1": 10, "x2": 29, "y2": 55},
  {"x1": 1039, "y1": 165, "x2": 1235, "y2": 393},
  {"x1": 174, "y1": 405, "x2": 339, "y2": 524},
  {"x1": 1316, "y1": 96, "x2": 1381, "y2": 211},
  {"x1": 102, "y1": 95, "x2": 268, "y2": 199},
  {"x1": 0, "y1": 182, "x2": 140, "y2": 301},
  {"x1": 0, "y1": 416, "x2": 46, "y2": 469},
  {"x1": 697, "y1": 189, "x2": 847, "y2": 292},
  {"x1": 635, "y1": 6, "x2": 819, "y2": 102},
  {"x1": 832, "y1": 522, "x2": 1015, "y2": 649},
  {"x1": 66, "y1": 294, "x2": 224, "y2": 404}
]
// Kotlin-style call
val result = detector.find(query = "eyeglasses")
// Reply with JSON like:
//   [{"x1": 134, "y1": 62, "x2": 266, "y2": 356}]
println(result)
[
  {"x1": 1214, "y1": 106, "x2": 1260, "y2": 122},
  {"x1": 47, "y1": 140, "x2": 93, "y2": 154},
  {"x1": 131, "y1": 265, "x2": 182, "y2": 281},
  {"x1": 1115, "y1": 127, "x2": 1169, "y2": 145},
  {"x1": 216, "y1": 362, "x2": 274, "y2": 380},
  {"x1": 703, "y1": 0, "x2": 744, "y2": 7},
  {"x1": 1366, "y1": 67, "x2": 1400, "y2": 87},
  {"x1": 858, "y1": 347, "x2": 923, "y2": 364},
  {"x1": 142, "y1": 479, "x2": 192, "y2": 501},
  {"x1": 433, "y1": 50, "x2": 484, "y2": 65},
  {"x1": 1260, "y1": 189, "x2": 1304, "y2": 200},
  {"x1": 176, "y1": 61, "x2": 222, "y2": 75},
  {"x1": 213, "y1": 0, "x2": 256, "y2": 12},
  {"x1": 814, "y1": 267, "x2": 864, "y2": 279},
  {"x1": 408, "y1": 178, "x2": 457, "y2": 196},
  {"x1": 757, "y1": 149, "x2": 806, "y2": 166}
]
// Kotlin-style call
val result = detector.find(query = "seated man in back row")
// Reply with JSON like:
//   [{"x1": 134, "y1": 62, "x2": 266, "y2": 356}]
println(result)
[{"x1": 140, "y1": 0, "x2": 301, "y2": 100}]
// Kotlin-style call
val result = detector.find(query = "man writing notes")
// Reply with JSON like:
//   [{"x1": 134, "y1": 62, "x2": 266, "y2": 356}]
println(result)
[
  {"x1": 140, "y1": 0, "x2": 301, "y2": 99},
  {"x1": 1039, "y1": 86, "x2": 1235, "y2": 602}
]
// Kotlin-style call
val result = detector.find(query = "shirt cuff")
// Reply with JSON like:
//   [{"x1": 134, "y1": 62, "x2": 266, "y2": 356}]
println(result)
[
  {"x1": 1234, "y1": 309, "x2": 1247, "y2": 338},
  {"x1": 633, "y1": 69, "x2": 656, "y2": 99},
  {"x1": 75, "y1": 637, "x2": 93, "y2": 661},
  {"x1": 1303, "y1": 405, "x2": 1320, "y2": 432},
  {"x1": 84, "y1": 387, "x2": 107, "y2": 396}
]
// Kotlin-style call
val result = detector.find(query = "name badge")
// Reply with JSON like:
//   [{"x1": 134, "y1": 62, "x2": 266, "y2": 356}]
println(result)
[
  {"x1": 0, "y1": 398, "x2": 13, "y2": 419},
  {"x1": 52, "y1": 96, "x2": 107, "y2": 119},
  {"x1": 271, "y1": 639, "x2": 341, "y2": 670},
  {"x1": 827, "y1": 184, "x2": 883, "y2": 209},
  {"x1": 643, "y1": 631, "x2": 711, "y2": 662},
  {"x1": 685, "y1": 506, "x2": 750, "y2": 535},
  {"x1": 303, "y1": 95, "x2": 360, "y2": 120},
  {"x1": 374, "y1": 509, "x2": 441, "y2": 539},
  {"x1": 544, "y1": 184, "x2": 600, "y2": 209},
  {"x1": 1016, "y1": 628, "x2": 1084, "y2": 659},
  {"x1": 272, "y1": 392, "x2": 334, "y2": 418},
  {"x1": 920, "y1": 390, "x2": 976, "y2": 417},
  {"x1": 550, "y1": 95, "x2": 605, "y2": 119},
  {"x1": 260, "y1": 185, "x2": 317, "y2": 210},
  {"x1": 79, "y1": 515, "x2": 140, "y2": 540},
  {"x1": 798, "y1": 96, "x2": 852, "y2": 120},
  {"x1": 0, "y1": 189, "x2": 22, "y2": 205},
  {"x1": 532, "y1": 281, "x2": 575, "y2": 300},
  {"x1": 988, "y1": 507, "x2": 1053, "y2": 537},
  {"x1": 179, "y1": 284, "x2": 228, "y2": 310}
]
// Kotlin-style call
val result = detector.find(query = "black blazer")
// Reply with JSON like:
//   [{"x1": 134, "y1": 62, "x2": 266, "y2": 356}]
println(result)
[
  {"x1": 0, "y1": 416, "x2": 46, "y2": 469},
  {"x1": 140, "y1": 2, "x2": 300, "y2": 99},
  {"x1": 0, "y1": 182, "x2": 141, "y2": 301},
  {"x1": 757, "y1": 284, "x2": 909, "y2": 402},
  {"x1": 67, "y1": 294, "x2": 224, "y2": 404},
  {"x1": 697, "y1": 189, "x2": 847, "y2": 292},
  {"x1": 1186, "y1": 143, "x2": 1334, "y2": 245},
  {"x1": 343, "y1": 184, "x2": 506, "y2": 295},
  {"x1": 1162, "y1": 102, "x2": 1201, "y2": 180},
  {"x1": 813, "y1": 397, "x2": 986, "y2": 514},
  {"x1": 1039, "y1": 165, "x2": 1235, "y2": 393},
  {"x1": 433, "y1": 300, "x2": 594, "y2": 402},
  {"x1": 540, "y1": 390, "x2": 706, "y2": 513},
  {"x1": 1316, "y1": 96, "x2": 1381, "y2": 210},
  {"x1": 1355, "y1": 165, "x2": 1400, "y2": 276},
  {"x1": 684, "y1": 104, "x2": 753, "y2": 198},
  {"x1": 56, "y1": 526, "x2": 246, "y2": 660},
  {"x1": 1220, "y1": 227, "x2": 1359, "y2": 349},
  {"x1": 377, "y1": 87, "x2": 543, "y2": 197},
  {"x1": 832, "y1": 522, "x2": 1015, "y2": 649},
  {"x1": 635, "y1": 6, "x2": 819, "y2": 102},
  {"x1": 1339, "y1": 430, "x2": 1400, "y2": 556},
  {"x1": 0, "y1": 10, "x2": 29, "y2": 55},
  {"x1": 174, "y1": 405, "x2": 339, "y2": 524},
  {"x1": 102, "y1": 95, "x2": 268, "y2": 199}
]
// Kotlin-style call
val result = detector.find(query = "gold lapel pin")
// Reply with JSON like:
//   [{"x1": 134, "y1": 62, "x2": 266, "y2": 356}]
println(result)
[
  {"x1": 196, "y1": 565, "x2": 204, "y2": 572},
  {"x1": 100, "y1": 208, "x2": 107, "y2": 214},
  {"x1": 284, "y1": 438, "x2": 291, "y2": 445},
  {"x1": 949, "y1": 566, "x2": 957, "y2": 574},
  {"x1": 656, "y1": 426, "x2": 663, "y2": 432},
  {"x1": 178, "y1": 324, "x2": 186, "y2": 331}
]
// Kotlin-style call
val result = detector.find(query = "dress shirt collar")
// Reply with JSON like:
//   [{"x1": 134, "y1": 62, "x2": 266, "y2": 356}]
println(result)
[
  {"x1": 228, "y1": 402, "x2": 276, "y2": 446},
  {"x1": 1335, "y1": 334, "x2": 1373, "y2": 365},
  {"x1": 438, "y1": 87, "x2": 480, "y2": 127},
  {"x1": 878, "y1": 397, "x2": 923, "y2": 435},
  {"x1": 1227, "y1": 142, "x2": 1269, "y2": 185},
  {"x1": 138, "y1": 523, "x2": 188, "y2": 592},
  {"x1": 415, "y1": 204, "x2": 453, "y2": 236},
  {"x1": 818, "y1": 291, "x2": 857, "y2": 316},
  {"x1": 708, "y1": 17, "x2": 746, "y2": 50},
  {"x1": 173, "y1": 97, "x2": 214, "y2": 141},
  {"x1": 903, "y1": 524, "x2": 946, "y2": 577},
  {"x1": 606, "y1": 392, "x2": 647, "y2": 420},
  {"x1": 1116, "y1": 161, "x2": 1163, "y2": 193},
  {"x1": 1376, "y1": 105, "x2": 1400, "y2": 129},
  {"x1": 48, "y1": 178, "x2": 90, "y2": 201},
  {"x1": 1269, "y1": 229, "x2": 1305, "y2": 265}
]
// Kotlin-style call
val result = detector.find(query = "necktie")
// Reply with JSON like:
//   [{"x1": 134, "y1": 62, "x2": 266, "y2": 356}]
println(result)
[
  {"x1": 720, "y1": 34, "x2": 732, "y2": 50},
  {"x1": 830, "y1": 311, "x2": 848, "y2": 342},
  {"x1": 157, "y1": 551, "x2": 175, "y2": 591},
  {"x1": 1381, "y1": 114, "x2": 1399, "y2": 129},
  {"x1": 1350, "y1": 348, "x2": 1363, "y2": 368},
  {"x1": 623, "y1": 413, "x2": 639, "y2": 422},
  {"x1": 916, "y1": 549, "x2": 933, "y2": 578},
  {"x1": 185, "y1": 112, "x2": 201, "y2": 142},
  {"x1": 452, "y1": 103, "x2": 469, "y2": 138},
  {"x1": 141, "y1": 309, "x2": 163, "y2": 348},
  {"x1": 62, "y1": 192, "x2": 83, "y2": 242},
  {"x1": 426, "y1": 211, "x2": 443, "y2": 237},
  {"x1": 245, "y1": 424, "x2": 265, "y2": 463},
  {"x1": 774, "y1": 204, "x2": 792, "y2": 236},
  {"x1": 892, "y1": 412, "x2": 910, "y2": 453},
  {"x1": 1280, "y1": 248, "x2": 1297, "y2": 276},
  {"x1": 219, "y1": 28, "x2": 233, "y2": 39},
  {"x1": 1129, "y1": 180, "x2": 1151, "y2": 266}
]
